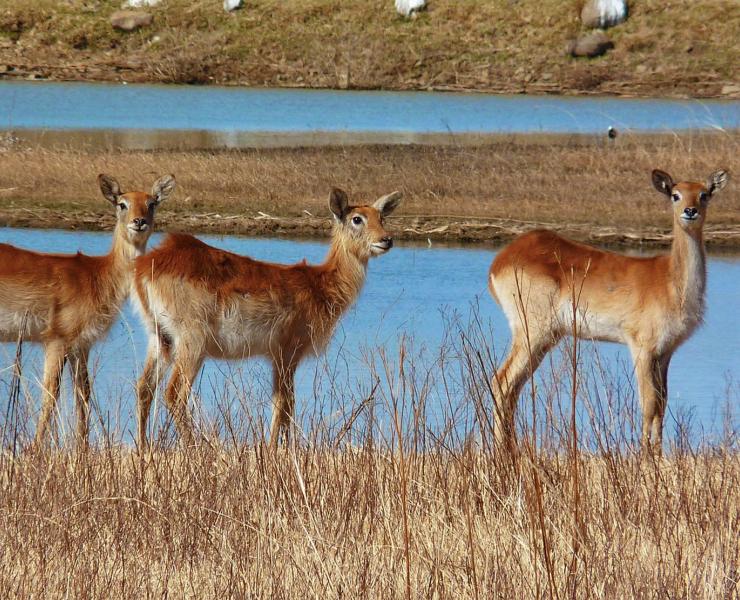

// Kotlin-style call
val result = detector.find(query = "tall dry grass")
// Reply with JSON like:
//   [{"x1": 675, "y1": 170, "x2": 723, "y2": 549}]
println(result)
[
  {"x1": 0, "y1": 313, "x2": 737, "y2": 598},
  {"x1": 0, "y1": 133, "x2": 738, "y2": 245}
]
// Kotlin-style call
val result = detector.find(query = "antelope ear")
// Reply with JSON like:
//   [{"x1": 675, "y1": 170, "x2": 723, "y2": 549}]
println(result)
[
  {"x1": 329, "y1": 188, "x2": 349, "y2": 221},
  {"x1": 98, "y1": 174, "x2": 121, "y2": 205},
  {"x1": 151, "y1": 174, "x2": 176, "y2": 205},
  {"x1": 651, "y1": 170, "x2": 673, "y2": 197},
  {"x1": 706, "y1": 169, "x2": 729, "y2": 197},
  {"x1": 373, "y1": 191, "x2": 402, "y2": 217}
]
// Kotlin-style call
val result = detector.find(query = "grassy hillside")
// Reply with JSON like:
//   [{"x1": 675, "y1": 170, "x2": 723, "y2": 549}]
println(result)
[{"x1": 0, "y1": 0, "x2": 738, "y2": 97}]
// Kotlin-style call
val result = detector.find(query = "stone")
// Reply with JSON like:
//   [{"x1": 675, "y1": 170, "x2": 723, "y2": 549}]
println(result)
[
  {"x1": 110, "y1": 10, "x2": 153, "y2": 32},
  {"x1": 224, "y1": 0, "x2": 244, "y2": 11},
  {"x1": 581, "y1": 0, "x2": 628, "y2": 29},
  {"x1": 567, "y1": 31, "x2": 614, "y2": 58},
  {"x1": 122, "y1": 0, "x2": 160, "y2": 7},
  {"x1": 395, "y1": 0, "x2": 426, "y2": 18}
]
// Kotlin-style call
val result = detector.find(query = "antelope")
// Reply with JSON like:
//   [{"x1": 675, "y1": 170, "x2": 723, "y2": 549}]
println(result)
[
  {"x1": 488, "y1": 169, "x2": 729, "y2": 453},
  {"x1": 134, "y1": 187, "x2": 402, "y2": 449},
  {"x1": 0, "y1": 173, "x2": 175, "y2": 447}
]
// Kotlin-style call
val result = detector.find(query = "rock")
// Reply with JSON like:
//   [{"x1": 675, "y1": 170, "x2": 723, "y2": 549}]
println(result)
[
  {"x1": 581, "y1": 0, "x2": 628, "y2": 29},
  {"x1": 395, "y1": 0, "x2": 426, "y2": 17},
  {"x1": 122, "y1": 0, "x2": 160, "y2": 7},
  {"x1": 224, "y1": 0, "x2": 244, "y2": 11},
  {"x1": 567, "y1": 31, "x2": 614, "y2": 58},
  {"x1": 110, "y1": 11, "x2": 153, "y2": 31}
]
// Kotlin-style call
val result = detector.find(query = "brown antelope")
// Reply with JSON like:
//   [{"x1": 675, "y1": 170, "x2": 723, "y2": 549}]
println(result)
[
  {"x1": 0, "y1": 173, "x2": 175, "y2": 446},
  {"x1": 488, "y1": 169, "x2": 729, "y2": 453},
  {"x1": 134, "y1": 188, "x2": 402, "y2": 448}
]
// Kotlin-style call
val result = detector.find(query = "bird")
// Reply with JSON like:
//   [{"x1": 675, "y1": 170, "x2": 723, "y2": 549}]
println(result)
[
  {"x1": 123, "y1": 0, "x2": 161, "y2": 6},
  {"x1": 395, "y1": 0, "x2": 426, "y2": 18},
  {"x1": 224, "y1": 0, "x2": 243, "y2": 12},
  {"x1": 607, "y1": 126, "x2": 618, "y2": 140}
]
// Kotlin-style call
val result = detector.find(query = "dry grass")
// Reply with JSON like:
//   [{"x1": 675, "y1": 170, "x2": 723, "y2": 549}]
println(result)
[
  {"x1": 0, "y1": 0, "x2": 738, "y2": 97},
  {"x1": 0, "y1": 446, "x2": 738, "y2": 598},
  {"x1": 0, "y1": 234, "x2": 738, "y2": 597},
  {"x1": 0, "y1": 132, "x2": 738, "y2": 246},
  {"x1": 0, "y1": 322, "x2": 738, "y2": 598}
]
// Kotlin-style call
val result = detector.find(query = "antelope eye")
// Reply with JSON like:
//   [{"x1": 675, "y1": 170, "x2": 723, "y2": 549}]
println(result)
[
  {"x1": 352, "y1": 216, "x2": 363, "y2": 225},
  {"x1": 118, "y1": 202, "x2": 128, "y2": 210},
  {"x1": 671, "y1": 192, "x2": 681, "y2": 202},
  {"x1": 698, "y1": 192, "x2": 708, "y2": 202}
]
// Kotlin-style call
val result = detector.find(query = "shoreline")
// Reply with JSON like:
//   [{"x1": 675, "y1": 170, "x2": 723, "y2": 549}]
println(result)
[
  {"x1": 1, "y1": 69, "x2": 737, "y2": 101},
  {"x1": 3, "y1": 209, "x2": 740, "y2": 251}
]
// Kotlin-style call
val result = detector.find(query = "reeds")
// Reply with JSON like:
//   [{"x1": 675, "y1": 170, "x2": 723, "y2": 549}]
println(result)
[
  {"x1": 0, "y1": 132, "x2": 738, "y2": 246},
  {"x1": 0, "y1": 312, "x2": 737, "y2": 598}
]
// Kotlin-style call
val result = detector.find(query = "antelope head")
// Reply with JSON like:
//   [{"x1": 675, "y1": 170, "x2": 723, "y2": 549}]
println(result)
[
  {"x1": 652, "y1": 169, "x2": 729, "y2": 233},
  {"x1": 98, "y1": 173, "x2": 176, "y2": 254},
  {"x1": 329, "y1": 188, "x2": 403, "y2": 260}
]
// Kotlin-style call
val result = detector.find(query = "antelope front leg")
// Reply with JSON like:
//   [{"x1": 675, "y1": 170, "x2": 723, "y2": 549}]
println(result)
[
  {"x1": 269, "y1": 359, "x2": 298, "y2": 451},
  {"x1": 34, "y1": 341, "x2": 67, "y2": 448},
  {"x1": 650, "y1": 354, "x2": 671, "y2": 451},
  {"x1": 164, "y1": 352, "x2": 203, "y2": 447},
  {"x1": 633, "y1": 349, "x2": 666, "y2": 454},
  {"x1": 136, "y1": 336, "x2": 172, "y2": 449},
  {"x1": 70, "y1": 347, "x2": 91, "y2": 449}
]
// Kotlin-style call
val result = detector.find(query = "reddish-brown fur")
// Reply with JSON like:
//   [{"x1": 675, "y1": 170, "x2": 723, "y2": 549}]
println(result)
[
  {"x1": 488, "y1": 169, "x2": 729, "y2": 453},
  {"x1": 0, "y1": 174, "x2": 175, "y2": 446},
  {"x1": 133, "y1": 188, "x2": 401, "y2": 449}
]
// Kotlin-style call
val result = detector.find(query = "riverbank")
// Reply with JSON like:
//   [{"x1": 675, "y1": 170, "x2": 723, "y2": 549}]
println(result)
[
  {"x1": 0, "y1": 0, "x2": 738, "y2": 99},
  {"x1": 1, "y1": 132, "x2": 738, "y2": 247}
]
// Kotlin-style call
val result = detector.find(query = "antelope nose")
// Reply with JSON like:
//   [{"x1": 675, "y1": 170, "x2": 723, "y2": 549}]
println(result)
[
  {"x1": 133, "y1": 218, "x2": 147, "y2": 228},
  {"x1": 381, "y1": 236, "x2": 393, "y2": 248},
  {"x1": 684, "y1": 207, "x2": 698, "y2": 218}
]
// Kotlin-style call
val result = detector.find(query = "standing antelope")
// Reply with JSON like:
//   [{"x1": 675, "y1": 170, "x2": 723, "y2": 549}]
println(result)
[
  {"x1": 134, "y1": 188, "x2": 402, "y2": 448},
  {"x1": 0, "y1": 173, "x2": 175, "y2": 446},
  {"x1": 488, "y1": 169, "x2": 729, "y2": 452}
]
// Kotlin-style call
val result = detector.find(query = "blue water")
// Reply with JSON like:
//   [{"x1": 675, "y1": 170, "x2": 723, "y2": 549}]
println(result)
[
  {"x1": 0, "y1": 228, "x2": 738, "y2": 447},
  {"x1": 1, "y1": 81, "x2": 738, "y2": 136}
]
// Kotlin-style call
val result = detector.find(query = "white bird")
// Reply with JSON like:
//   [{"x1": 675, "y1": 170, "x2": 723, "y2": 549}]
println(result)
[
  {"x1": 586, "y1": 0, "x2": 628, "y2": 28},
  {"x1": 224, "y1": 0, "x2": 244, "y2": 12},
  {"x1": 122, "y1": 0, "x2": 161, "y2": 7},
  {"x1": 395, "y1": 0, "x2": 426, "y2": 18}
]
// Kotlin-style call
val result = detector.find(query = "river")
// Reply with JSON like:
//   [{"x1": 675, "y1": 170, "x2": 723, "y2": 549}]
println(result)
[
  {"x1": 0, "y1": 228, "x2": 737, "y2": 447},
  {"x1": 1, "y1": 80, "x2": 738, "y2": 149}
]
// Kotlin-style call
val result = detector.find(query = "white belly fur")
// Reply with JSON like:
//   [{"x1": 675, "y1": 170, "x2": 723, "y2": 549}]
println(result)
[{"x1": 557, "y1": 303, "x2": 625, "y2": 343}]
